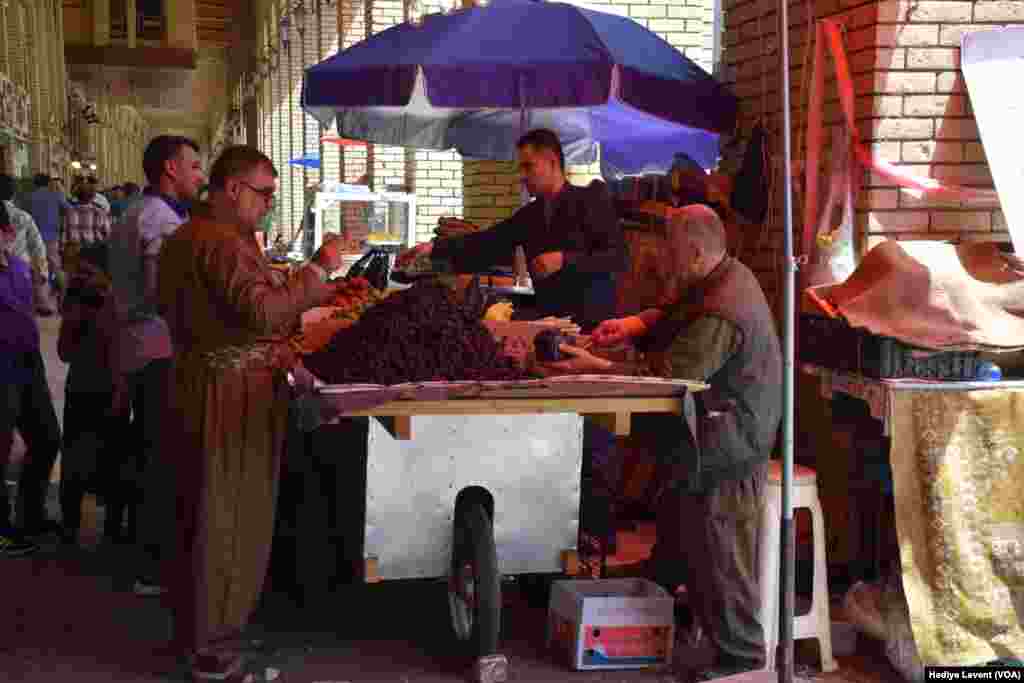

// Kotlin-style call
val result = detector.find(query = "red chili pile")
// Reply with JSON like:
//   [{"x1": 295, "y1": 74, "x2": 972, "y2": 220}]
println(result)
[{"x1": 303, "y1": 280, "x2": 529, "y2": 385}]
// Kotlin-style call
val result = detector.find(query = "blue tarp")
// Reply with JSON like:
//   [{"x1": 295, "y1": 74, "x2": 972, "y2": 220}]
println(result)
[{"x1": 289, "y1": 152, "x2": 320, "y2": 169}]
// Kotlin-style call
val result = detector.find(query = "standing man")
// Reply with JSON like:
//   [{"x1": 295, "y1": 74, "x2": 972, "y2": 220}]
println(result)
[
  {"x1": 396, "y1": 128, "x2": 629, "y2": 547},
  {"x1": 0, "y1": 175, "x2": 52, "y2": 316},
  {"x1": 397, "y1": 128, "x2": 626, "y2": 331},
  {"x1": 108, "y1": 135, "x2": 205, "y2": 595},
  {"x1": 541, "y1": 205, "x2": 782, "y2": 680},
  {"x1": 20, "y1": 174, "x2": 71, "y2": 307},
  {"x1": 64, "y1": 181, "x2": 112, "y2": 277},
  {"x1": 157, "y1": 146, "x2": 347, "y2": 680},
  {"x1": 0, "y1": 201, "x2": 62, "y2": 553}
]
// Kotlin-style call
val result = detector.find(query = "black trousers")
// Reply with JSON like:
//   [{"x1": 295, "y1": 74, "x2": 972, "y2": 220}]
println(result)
[
  {"x1": 0, "y1": 350, "x2": 61, "y2": 530},
  {"x1": 128, "y1": 358, "x2": 172, "y2": 568},
  {"x1": 60, "y1": 389, "x2": 128, "y2": 538}
]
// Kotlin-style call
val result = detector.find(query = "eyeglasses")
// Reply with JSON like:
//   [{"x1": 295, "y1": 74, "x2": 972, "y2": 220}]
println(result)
[{"x1": 240, "y1": 181, "x2": 276, "y2": 204}]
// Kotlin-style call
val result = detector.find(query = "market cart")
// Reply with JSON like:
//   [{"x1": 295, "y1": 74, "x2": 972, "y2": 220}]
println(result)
[{"x1": 289, "y1": 377, "x2": 705, "y2": 674}]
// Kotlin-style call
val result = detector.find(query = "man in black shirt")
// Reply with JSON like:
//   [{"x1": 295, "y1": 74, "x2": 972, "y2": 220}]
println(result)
[
  {"x1": 398, "y1": 128, "x2": 626, "y2": 331},
  {"x1": 398, "y1": 129, "x2": 628, "y2": 549}
]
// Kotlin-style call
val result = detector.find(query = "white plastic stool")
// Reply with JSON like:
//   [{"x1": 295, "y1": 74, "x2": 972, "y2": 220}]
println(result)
[{"x1": 759, "y1": 460, "x2": 837, "y2": 672}]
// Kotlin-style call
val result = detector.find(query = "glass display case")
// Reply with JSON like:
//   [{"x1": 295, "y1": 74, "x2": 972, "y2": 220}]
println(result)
[{"x1": 305, "y1": 182, "x2": 418, "y2": 275}]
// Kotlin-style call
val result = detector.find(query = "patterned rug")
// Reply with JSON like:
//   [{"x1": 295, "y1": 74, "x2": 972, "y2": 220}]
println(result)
[{"x1": 889, "y1": 389, "x2": 1024, "y2": 665}]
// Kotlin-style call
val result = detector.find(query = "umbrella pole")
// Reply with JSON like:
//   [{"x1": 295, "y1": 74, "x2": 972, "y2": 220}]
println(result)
[{"x1": 776, "y1": 0, "x2": 797, "y2": 680}]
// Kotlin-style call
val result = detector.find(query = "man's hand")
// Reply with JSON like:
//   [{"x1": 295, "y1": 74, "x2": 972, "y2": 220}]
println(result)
[
  {"x1": 591, "y1": 319, "x2": 629, "y2": 347},
  {"x1": 534, "y1": 343, "x2": 610, "y2": 376},
  {"x1": 530, "y1": 251, "x2": 564, "y2": 279},
  {"x1": 396, "y1": 241, "x2": 433, "y2": 268},
  {"x1": 591, "y1": 316, "x2": 648, "y2": 346},
  {"x1": 312, "y1": 234, "x2": 345, "y2": 273}
]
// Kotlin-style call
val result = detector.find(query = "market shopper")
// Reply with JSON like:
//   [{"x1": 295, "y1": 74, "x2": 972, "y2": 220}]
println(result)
[
  {"x1": 108, "y1": 135, "x2": 204, "y2": 595},
  {"x1": 64, "y1": 182, "x2": 112, "y2": 277},
  {"x1": 156, "y1": 145, "x2": 347, "y2": 681},
  {"x1": 0, "y1": 201, "x2": 62, "y2": 553},
  {"x1": 20, "y1": 174, "x2": 71, "y2": 307},
  {"x1": 0, "y1": 174, "x2": 53, "y2": 315},
  {"x1": 56, "y1": 242, "x2": 129, "y2": 547},
  {"x1": 539, "y1": 204, "x2": 782, "y2": 680}
]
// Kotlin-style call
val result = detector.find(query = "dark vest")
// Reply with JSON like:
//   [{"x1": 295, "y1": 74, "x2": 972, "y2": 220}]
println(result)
[{"x1": 642, "y1": 256, "x2": 782, "y2": 491}]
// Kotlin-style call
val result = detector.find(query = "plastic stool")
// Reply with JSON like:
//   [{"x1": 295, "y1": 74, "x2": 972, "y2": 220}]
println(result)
[{"x1": 759, "y1": 460, "x2": 837, "y2": 672}]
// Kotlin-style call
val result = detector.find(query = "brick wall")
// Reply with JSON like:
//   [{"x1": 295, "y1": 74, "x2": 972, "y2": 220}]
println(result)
[
  {"x1": 861, "y1": 0, "x2": 1010, "y2": 248},
  {"x1": 413, "y1": 0, "x2": 466, "y2": 241},
  {"x1": 338, "y1": 0, "x2": 368, "y2": 185},
  {"x1": 369, "y1": 0, "x2": 408, "y2": 194},
  {"x1": 319, "y1": 4, "x2": 341, "y2": 190},
  {"x1": 721, "y1": 0, "x2": 1014, "y2": 308}
]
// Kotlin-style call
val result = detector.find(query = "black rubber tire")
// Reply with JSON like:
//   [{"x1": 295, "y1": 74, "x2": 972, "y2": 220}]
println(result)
[{"x1": 449, "y1": 502, "x2": 501, "y2": 657}]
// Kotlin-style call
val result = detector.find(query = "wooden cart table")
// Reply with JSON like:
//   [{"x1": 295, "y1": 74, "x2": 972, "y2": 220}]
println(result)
[{"x1": 284, "y1": 379, "x2": 706, "y2": 681}]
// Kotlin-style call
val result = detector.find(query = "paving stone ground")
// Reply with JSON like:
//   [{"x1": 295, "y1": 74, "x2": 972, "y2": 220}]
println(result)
[{"x1": 0, "y1": 314, "x2": 901, "y2": 683}]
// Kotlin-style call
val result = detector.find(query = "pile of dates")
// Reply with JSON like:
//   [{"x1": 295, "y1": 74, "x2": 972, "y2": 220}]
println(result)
[{"x1": 303, "y1": 279, "x2": 530, "y2": 385}]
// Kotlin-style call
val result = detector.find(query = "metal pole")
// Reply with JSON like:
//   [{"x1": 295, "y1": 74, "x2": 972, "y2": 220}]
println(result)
[
  {"x1": 777, "y1": 0, "x2": 796, "y2": 680},
  {"x1": 316, "y1": 0, "x2": 325, "y2": 185}
]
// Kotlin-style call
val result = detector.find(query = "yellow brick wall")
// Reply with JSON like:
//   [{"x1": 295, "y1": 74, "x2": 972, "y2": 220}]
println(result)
[
  {"x1": 721, "y1": 0, "x2": 1016, "y2": 308},
  {"x1": 251, "y1": 0, "x2": 716, "y2": 240}
]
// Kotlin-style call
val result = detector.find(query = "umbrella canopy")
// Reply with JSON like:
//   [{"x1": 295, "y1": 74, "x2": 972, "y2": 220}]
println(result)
[{"x1": 303, "y1": 0, "x2": 737, "y2": 176}]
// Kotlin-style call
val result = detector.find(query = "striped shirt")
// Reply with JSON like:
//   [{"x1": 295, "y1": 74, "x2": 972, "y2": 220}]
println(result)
[{"x1": 64, "y1": 202, "x2": 111, "y2": 247}]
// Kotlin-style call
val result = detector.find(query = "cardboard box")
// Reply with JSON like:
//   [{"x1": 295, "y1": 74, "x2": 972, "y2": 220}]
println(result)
[{"x1": 547, "y1": 578, "x2": 675, "y2": 671}]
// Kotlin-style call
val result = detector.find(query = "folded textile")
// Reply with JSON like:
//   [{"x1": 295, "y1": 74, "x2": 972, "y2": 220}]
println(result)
[{"x1": 807, "y1": 240, "x2": 1024, "y2": 352}]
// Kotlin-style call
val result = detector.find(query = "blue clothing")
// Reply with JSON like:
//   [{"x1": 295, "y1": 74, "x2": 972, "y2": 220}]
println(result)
[
  {"x1": 142, "y1": 188, "x2": 190, "y2": 221},
  {"x1": 0, "y1": 255, "x2": 39, "y2": 353},
  {"x1": 0, "y1": 256, "x2": 40, "y2": 385},
  {"x1": 19, "y1": 188, "x2": 70, "y2": 243},
  {"x1": 109, "y1": 199, "x2": 131, "y2": 221}
]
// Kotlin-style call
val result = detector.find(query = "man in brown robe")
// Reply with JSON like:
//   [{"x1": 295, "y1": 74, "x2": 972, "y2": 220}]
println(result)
[{"x1": 157, "y1": 146, "x2": 346, "y2": 680}]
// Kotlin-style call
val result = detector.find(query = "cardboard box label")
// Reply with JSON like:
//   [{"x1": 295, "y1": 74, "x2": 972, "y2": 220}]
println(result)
[{"x1": 582, "y1": 625, "x2": 671, "y2": 666}]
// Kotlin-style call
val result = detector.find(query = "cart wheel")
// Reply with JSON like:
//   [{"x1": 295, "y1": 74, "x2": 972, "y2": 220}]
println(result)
[{"x1": 448, "y1": 502, "x2": 501, "y2": 657}]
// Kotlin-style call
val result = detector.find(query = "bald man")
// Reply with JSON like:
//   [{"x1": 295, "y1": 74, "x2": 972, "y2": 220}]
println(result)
[{"x1": 539, "y1": 205, "x2": 782, "y2": 680}]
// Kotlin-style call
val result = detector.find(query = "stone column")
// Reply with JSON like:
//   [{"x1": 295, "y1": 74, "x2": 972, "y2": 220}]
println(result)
[
  {"x1": 0, "y1": 0, "x2": 10, "y2": 78},
  {"x1": 93, "y1": 0, "x2": 111, "y2": 46},
  {"x1": 23, "y1": 3, "x2": 46, "y2": 173}
]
